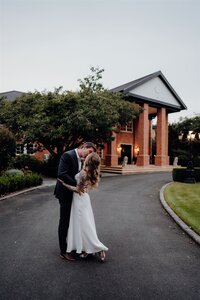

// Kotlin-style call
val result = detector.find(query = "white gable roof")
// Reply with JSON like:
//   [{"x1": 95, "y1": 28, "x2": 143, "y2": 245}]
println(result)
[
  {"x1": 128, "y1": 77, "x2": 182, "y2": 108},
  {"x1": 110, "y1": 71, "x2": 187, "y2": 112}
]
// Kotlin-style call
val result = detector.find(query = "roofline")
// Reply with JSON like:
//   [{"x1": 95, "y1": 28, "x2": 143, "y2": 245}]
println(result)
[
  {"x1": 0, "y1": 90, "x2": 25, "y2": 95},
  {"x1": 123, "y1": 71, "x2": 161, "y2": 92},
  {"x1": 125, "y1": 93, "x2": 187, "y2": 112},
  {"x1": 110, "y1": 71, "x2": 187, "y2": 111},
  {"x1": 110, "y1": 71, "x2": 161, "y2": 93}
]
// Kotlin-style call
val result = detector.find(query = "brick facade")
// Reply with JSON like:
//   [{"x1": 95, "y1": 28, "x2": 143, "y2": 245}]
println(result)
[
  {"x1": 103, "y1": 71, "x2": 187, "y2": 167},
  {"x1": 101, "y1": 104, "x2": 169, "y2": 167}
]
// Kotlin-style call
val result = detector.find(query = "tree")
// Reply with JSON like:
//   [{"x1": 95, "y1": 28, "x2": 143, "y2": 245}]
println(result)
[
  {"x1": 0, "y1": 67, "x2": 142, "y2": 159},
  {"x1": 168, "y1": 115, "x2": 200, "y2": 166},
  {"x1": 0, "y1": 127, "x2": 16, "y2": 170}
]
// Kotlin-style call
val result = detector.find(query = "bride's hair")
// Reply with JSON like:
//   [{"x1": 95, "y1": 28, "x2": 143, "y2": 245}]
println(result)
[{"x1": 82, "y1": 152, "x2": 101, "y2": 188}]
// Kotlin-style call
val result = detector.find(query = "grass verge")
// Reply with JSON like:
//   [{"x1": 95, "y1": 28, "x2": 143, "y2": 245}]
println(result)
[{"x1": 164, "y1": 182, "x2": 200, "y2": 235}]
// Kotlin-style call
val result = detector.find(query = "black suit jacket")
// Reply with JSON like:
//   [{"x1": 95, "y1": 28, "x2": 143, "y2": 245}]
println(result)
[{"x1": 54, "y1": 149, "x2": 79, "y2": 202}]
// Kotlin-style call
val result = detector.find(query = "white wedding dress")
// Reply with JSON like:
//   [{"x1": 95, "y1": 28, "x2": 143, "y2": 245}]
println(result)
[{"x1": 67, "y1": 172, "x2": 108, "y2": 254}]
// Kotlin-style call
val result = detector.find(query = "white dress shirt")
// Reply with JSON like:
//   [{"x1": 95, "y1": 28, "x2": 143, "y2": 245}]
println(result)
[{"x1": 75, "y1": 148, "x2": 82, "y2": 171}]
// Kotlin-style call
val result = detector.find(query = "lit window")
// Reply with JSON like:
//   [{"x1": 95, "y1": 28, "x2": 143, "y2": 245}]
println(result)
[{"x1": 16, "y1": 143, "x2": 34, "y2": 155}]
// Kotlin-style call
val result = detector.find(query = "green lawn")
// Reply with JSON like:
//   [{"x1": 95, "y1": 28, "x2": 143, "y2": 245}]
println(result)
[{"x1": 164, "y1": 182, "x2": 200, "y2": 235}]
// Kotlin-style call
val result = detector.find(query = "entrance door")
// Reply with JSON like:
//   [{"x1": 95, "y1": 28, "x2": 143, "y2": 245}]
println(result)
[{"x1": 121, "y1": 144, "x2": 132, "y2": 164}]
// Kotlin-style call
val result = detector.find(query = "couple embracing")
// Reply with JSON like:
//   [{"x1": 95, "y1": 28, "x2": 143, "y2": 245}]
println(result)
[{"x1": 54, "y1": 142, "x2": 108, "y2": 262}]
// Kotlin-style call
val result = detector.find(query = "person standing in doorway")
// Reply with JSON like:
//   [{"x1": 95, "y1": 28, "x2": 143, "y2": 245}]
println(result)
[{"x1": 54, "y1": 142, "x2": 96, "y2": 261}]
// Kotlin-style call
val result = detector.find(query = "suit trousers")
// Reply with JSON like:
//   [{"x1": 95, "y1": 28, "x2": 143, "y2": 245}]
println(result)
[{"x1": 58, "y1": 198, "x2": 73, "y2": 254}]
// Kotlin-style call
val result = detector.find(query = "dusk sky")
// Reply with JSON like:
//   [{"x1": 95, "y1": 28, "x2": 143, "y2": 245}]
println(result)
[{"x1": 1, "y1": 0, "x2": 200, "y2": 123}]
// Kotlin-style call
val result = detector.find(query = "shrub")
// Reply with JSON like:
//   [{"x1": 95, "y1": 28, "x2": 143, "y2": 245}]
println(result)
[
  {"x1": 9, "y1": 155, "x2": 43, "y2": 173},
  {"x1": 177, "y1": 154, "x2": 190, "y2": 167},
  {"x1": 172, "y1": 167, "x2": 200, "y2": 182},
  {"x1": 23, "y1": 173, "x2": 43, "y2": 187},
  {"x1": 0, "y1": 172, "x2": 43, "y2": 197},
  {"x1": 0, "y1": 176, "x2": 10, "y2": 195},
  {"x1": 5, "y1": 169, "x2": 24, "y2": 176},
  {"x1": 9, "y1": 154, "x2": 58, "y2": 177},
  {"x1": 0, "y1": 127, "x2": 16, "y2": 170},
  {"x1": 8, "y1": 174, "x2": 25, "y2": 192},
  {"x1": 193, "y1": 156, "x2": 200, "y2": 167},
  {"x1": 194, "y1": 168, "x2": 200, "y2": 182},
  {"x1": 41, "y1": 156, "x2": 59, "y2": 178}
]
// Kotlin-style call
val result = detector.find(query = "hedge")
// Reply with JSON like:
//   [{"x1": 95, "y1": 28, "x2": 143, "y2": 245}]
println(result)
[
  {"x1": 172, "y1": 167, "x2": 200, "y2": 182},
  {"x1": 9, "y1": 154, "x2": 58, "y2": 178},
  {"x1": 0, "y1": 173, "x2": 43, "y2": 197},
  {"x1": 9, "y1": 155, "x2": 44, "y2": 174}
]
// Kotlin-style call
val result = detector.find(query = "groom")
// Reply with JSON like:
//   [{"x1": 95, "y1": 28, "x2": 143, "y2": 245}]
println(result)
[{"x1": 54, "y1": 142, "x2": 96, "y2": 261}]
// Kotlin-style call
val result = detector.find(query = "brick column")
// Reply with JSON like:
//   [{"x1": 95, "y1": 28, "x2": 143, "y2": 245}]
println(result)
[
  {"x1": 136, "y1": 103, "x2": 150, "y2": 166},
  {"x1": 149, "y1": 117, "x2": 153, "y2": 164},
  {"x1": 155, "y1": 107, "x2": 169, "y2": 166},
  {"x1": 105, "y1": 132, "x2": 118, "y2": 166},
  {"x1": 165, "y1": 113, "x2": 169, "y2": 165}
]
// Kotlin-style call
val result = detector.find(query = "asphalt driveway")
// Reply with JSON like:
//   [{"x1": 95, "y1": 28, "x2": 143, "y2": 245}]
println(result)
[{"x1": 0, "y1": 173, "x2": 199, "y2": 300}]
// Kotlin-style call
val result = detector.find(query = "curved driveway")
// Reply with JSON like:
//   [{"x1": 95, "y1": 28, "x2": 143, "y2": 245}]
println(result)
[{"x1": 0, "y1": 173, "x2": 199, "y2": 300}]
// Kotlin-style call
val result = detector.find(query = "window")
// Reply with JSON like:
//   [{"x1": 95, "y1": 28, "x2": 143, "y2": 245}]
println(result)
[
  {"x1": 120, "y1": 121, "x2": 133, "y2": 132},
  {"x1": 16, "y1": 143, "x2": 34, "y2": 155},
  {"x1": 16, "y1": 144, "x2": 24, "y2": 155},
  {"x1": 27, "y1": 143, "x2": 34, "y2": 155}
]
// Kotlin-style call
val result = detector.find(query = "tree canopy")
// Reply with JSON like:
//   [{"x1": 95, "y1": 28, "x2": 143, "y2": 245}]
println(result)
[
  {"x1": 0, "y1": 127, "x2": 16, "y2": 169},
  {"x1": 168, "y1": 115, "x2": 200, "y2": 166},
  {"x1": 0, "y1": 67, "x2": 142, "y2": 158}
]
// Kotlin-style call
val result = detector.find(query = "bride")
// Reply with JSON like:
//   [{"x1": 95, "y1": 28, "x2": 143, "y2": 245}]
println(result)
[{"x1": 58, "y1": 152, "x2": 108, "y2": 262}]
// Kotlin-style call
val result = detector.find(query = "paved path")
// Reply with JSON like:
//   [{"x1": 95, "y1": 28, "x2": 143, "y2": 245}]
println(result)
[{"x1": 0, "y1": 173, "x2": 199, "y2": 300}]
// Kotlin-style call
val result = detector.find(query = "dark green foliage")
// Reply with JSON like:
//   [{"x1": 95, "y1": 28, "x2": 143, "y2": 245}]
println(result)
[
  {"x1": 193, "y1": 156, "x2": 200, "y2": 167},
  {"x1": 9, "y1": 154, "x2": 58, "y2": 178},
  {"x1": 5, "y1": 169, "x2": 24, "y2": 176},
  {"x1": 169, "y1": 116, "x2": 200, "y2": 167},
  {"x1": 0, "y1": 127, "x2": 16, "y2": 169},
  {"x1": 41, "y1": 156, "x2": 59, "y2": 178},
  {"x1": 172, "y1": 168, "x2": 200, "y2": 182},
  {"x1": 9, "y1": 155, "x2": 43, "y2": 173},
  {"x1": 0, "y1": 67, "x2": 142, "y2": 160},
  {"x1": 0, "y1": 173, "x2": 43, "y2": 197}
]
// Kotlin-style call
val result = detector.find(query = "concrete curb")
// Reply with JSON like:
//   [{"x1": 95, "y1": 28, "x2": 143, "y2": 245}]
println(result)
[
  {"x1": 0, "y1": 174, "x2": 115, "y2": 201},
  {"x1": 2, "y1": 179, "x2": 200, "y2": 247},
  {"x1": 0, "y1": 182, "x2": 56, "y2": 201},
  {"x1": 160, "y1": 183, "x2": 200, "y2": 245}
]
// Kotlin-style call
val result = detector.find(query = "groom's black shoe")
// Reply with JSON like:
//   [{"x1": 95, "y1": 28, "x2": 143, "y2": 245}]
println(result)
[{"x1": 60, "y1": 252, "x2": 76, "y2": 261}]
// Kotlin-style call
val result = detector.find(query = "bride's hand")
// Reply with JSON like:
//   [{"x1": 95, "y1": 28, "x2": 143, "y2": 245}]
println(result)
[{"x1": 77, "y1": 184, "x2": 86, "y2": 195}]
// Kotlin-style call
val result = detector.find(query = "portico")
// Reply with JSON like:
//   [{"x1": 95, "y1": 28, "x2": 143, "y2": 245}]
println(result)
[{"x1": 103, "y1": 71, "x2": 187, "y2": 167}]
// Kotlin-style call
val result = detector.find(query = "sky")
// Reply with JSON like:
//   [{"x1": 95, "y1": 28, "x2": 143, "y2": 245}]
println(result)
[{"x1": 0, "y1": 0, "x2": 200, "y2": 123}]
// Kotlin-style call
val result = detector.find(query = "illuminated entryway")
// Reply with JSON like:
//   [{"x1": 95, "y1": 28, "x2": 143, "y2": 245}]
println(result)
[{"x1": 104, "y1": 71, "x2": 187, "y2": 167}]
